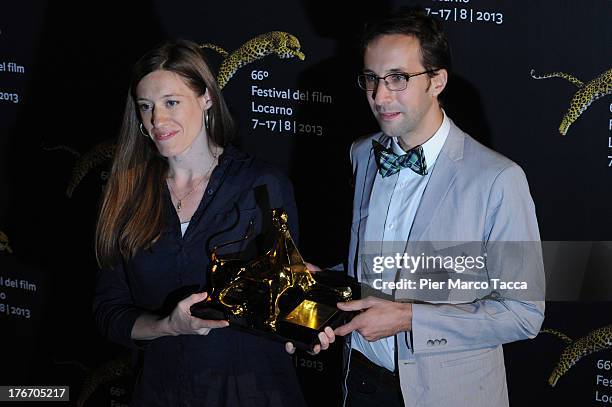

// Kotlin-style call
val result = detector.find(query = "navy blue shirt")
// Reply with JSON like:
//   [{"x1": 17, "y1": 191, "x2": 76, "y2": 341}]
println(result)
[{"x1": 94, "y1": 146, "x2": 306, "y2": 407}]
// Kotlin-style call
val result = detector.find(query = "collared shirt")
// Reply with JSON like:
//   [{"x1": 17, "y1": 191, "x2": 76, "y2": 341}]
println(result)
[
  {"x1": 352, "y1": 112, "x2": 450, "y2": 371},
  {"x1": 93, "y1": 146, "x2": 306, "y2": 406}
]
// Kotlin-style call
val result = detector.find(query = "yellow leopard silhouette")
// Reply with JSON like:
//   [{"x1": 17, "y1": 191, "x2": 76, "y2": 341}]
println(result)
[
  {"x1": 43, "y1": 141, "x2": 116, "y2": 197},
  {"x1": 202, "y1": 31, "x2": 306, "y2": 89},
  {"x1": 65, "y1": 141, "x2": 116, "y2": 198},
  {"x1": 540, "y1": 325, "x2": 612, "y2": 387},
  {"x1": 76, "y1": 355, "x2": 132, "y2": 407},
  {"x1": 530, "y1": 68, "x2": 612, "y2": 135},
  {"x1": 0, "y1": 230, "x2": 13, "y2": 253}
]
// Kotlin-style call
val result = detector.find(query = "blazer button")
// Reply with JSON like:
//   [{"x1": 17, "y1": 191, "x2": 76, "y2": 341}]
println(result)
[
  {"x1": 441, "y1": 339, "x2": 447, "y2": 345},
  {"x1": 207, "y1": 189, "x2": 214, "y2": 195},
  {"x1": 434, "y1": 339, "x2": 440, "y2": 345},
  {"x1": 426, "y1": 340, "x2": 434, "y2": 347}
]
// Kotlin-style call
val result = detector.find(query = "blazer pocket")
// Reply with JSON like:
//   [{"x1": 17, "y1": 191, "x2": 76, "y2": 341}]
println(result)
[
  {"x1": 431, "y1": 240, "x2": 465, "y2": 251},
  {"x1": 440, "y1": 346, "x2": 499, "y2": 368},
  {"x1": 431, "y1": 241, "x2": 486, "y2": 276},
  {"x1": 350, "y1": 211, "x2": 368, "y2": 237},
  {"x1": 351, "y1": 210, "x2": 368, "y2": 225}
]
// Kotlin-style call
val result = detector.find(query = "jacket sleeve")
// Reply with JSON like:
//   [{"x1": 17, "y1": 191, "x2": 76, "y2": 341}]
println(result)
[
  {"x1": 411, "y1": 164, "x2": 545, "y2": 354},
  {"x1": 93, "y1": 259, "x2": 145, "y2": 350}
]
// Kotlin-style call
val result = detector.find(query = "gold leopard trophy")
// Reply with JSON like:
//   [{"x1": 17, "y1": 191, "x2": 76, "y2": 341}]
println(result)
[{"x1": 190, "y1": 208, "x2": 354, "y2": 351}]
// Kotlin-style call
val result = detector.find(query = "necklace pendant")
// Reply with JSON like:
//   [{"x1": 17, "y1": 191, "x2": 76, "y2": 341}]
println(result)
[{"x1": 177, "y1": 200, "x2": 182, "y2": 212}]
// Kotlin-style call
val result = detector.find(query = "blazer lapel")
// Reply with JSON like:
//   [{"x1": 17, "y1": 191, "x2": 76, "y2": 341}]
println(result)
[
  {"x1": 407, "y1": 120, "x2": 465, "y2": 242},
  {"x1": 351, "y1": 133, "x2": 386, "y2": 281},
  {"x1": 358, "y1": 141, "x2": 381, "y2": 220}
]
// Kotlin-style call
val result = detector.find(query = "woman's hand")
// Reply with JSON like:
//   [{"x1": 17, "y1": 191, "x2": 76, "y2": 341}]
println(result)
[
  {"x1": 131, "y1": 292, "x2": 229, "y2": 340},
  {"x1": 166, "y1": 292, "x2": 230, "y2": 336}
]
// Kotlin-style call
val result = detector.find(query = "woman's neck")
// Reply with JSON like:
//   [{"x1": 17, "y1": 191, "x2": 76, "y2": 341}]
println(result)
[{"x1": 167, "y1": 134, "x2": 221, "y2": 186}]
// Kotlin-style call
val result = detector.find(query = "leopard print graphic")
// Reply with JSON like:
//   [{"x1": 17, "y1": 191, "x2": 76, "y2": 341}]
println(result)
[
  {"x1": 76, "y1": 355, "x2": 132, "y2": 407},
  {"x1": 541, "y1": 325, "x2": 612, "y2": 387},
  {"x1": 530, "y1": 68, "x2": 612, "y2": 135},
  {"x1": 202, "y1": 31, "x2": 305, "y2": 88},
  {"x1": 65, "y1": 141, "x2": 116, "y2": 198},
  {"x1": 200, "y1": 43, "x2": 228, "y2": 58},
  {"x1": 0, "y1": 230, "x2": 13, "y2": 253}
]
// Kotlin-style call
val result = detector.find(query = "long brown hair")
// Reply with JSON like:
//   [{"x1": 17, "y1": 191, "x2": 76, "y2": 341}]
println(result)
[{"x1": 96, "y1": 39, "x2": 235, "y2": 268}]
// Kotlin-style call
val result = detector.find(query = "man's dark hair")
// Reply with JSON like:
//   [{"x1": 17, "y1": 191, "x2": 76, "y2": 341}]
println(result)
[{"x1": 361, "y1": 7, "x2": 452, "y2": 77}]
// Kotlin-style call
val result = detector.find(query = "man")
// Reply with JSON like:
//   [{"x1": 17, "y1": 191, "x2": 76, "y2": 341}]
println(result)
[{"x1": 306, "y1": 8, "x2": 545, "y2": 407}]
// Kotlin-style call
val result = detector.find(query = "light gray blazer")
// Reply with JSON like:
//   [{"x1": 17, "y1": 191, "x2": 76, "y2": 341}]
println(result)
[{"x1": 348, "y1": 118, "x2": 545, "y2": 407}]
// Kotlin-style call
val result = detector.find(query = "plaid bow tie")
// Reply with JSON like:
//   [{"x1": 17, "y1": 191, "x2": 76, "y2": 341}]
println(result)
[{"x1": 372, "y1": 139, "x2": 428, "y2": 177}]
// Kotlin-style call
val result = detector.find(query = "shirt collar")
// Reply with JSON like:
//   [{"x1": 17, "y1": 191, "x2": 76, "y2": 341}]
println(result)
[{"x1": 389, "y1": 110, "x2": 450, "y2": 169}]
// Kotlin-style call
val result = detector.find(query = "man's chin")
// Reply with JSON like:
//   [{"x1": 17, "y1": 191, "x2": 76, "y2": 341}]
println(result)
[{"x1": 379, "y1": 125, "x2": 400, "y2": 139}]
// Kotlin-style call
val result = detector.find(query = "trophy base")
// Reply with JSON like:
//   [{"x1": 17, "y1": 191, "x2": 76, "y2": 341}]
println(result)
[
  {"x1": 190, "y1": 297, "x2": 353, "y2": 351},
  {"x1": 276, "y1": 299, "x2": 352, "y2": 350},
  {"x1": 190, "y1": 273, "x2": 358, "y2": 351}
]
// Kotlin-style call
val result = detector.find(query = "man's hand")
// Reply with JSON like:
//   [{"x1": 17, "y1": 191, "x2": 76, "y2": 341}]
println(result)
[
  {"x1": 285, "y1": 327, "x2": 335, "y2": 355},
  {"x1": 305, "y1": 262, "x2": 321, "y2": 273},
  {"x1": 334, "y1": 296, "x2": 412, "y2": 341}
]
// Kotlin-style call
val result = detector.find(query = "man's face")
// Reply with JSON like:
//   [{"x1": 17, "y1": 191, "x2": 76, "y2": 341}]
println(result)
[{"x1": 363, "y1": 34, "x2": 440, "y2": 143}]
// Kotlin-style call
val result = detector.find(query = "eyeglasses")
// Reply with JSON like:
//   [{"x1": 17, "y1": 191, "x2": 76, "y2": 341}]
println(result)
[{"x1": 357, "y1": 70, "x2": 439, "y2": 91}]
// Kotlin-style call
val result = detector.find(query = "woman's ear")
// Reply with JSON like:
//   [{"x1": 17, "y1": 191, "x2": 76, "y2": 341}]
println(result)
[{"x1": 200, "y1": 89, "x2": 213, "y2": 111}]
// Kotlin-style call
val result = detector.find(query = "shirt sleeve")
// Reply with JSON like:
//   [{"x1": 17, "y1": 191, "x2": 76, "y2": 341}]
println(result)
[{"x1": 93, "y1": 259, "x2": 145, "y2": 350}]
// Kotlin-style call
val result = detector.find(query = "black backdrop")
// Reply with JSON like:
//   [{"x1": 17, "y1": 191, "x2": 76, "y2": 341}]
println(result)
[{"x1": 1, "y1": 1, "x2": 611, "y2": 405}]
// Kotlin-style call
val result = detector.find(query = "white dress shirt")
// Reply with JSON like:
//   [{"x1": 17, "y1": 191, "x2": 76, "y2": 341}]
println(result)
[{"x1": 352, "y1": 112, "x2": 450, "y2": 371}]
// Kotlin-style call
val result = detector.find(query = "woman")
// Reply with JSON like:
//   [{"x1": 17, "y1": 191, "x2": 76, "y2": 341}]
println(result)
[{"x1": 94, "y1": 39, "x2": 305, "y2": 407}]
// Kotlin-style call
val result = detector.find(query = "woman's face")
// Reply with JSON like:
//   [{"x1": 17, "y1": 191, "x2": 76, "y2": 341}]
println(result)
[{"x1": 136, "y1": 70, "x2": 212, "y2": 157}]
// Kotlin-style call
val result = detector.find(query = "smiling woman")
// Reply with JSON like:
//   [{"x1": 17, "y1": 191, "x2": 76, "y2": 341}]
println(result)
[
  {"x1": 96, "y1": 40, "x2": 235, "y2": 262},
  {"x1": 93, "y1": 40, "x2": 305, "y2": 407},
  {"x1": 136, "y1": 70, "x2": 212, "y2": 157}
]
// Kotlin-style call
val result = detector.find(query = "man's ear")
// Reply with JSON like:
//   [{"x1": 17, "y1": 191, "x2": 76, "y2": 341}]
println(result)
[{"x1": 430, "y1": 69, "x2": 448, "y2": 98}]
